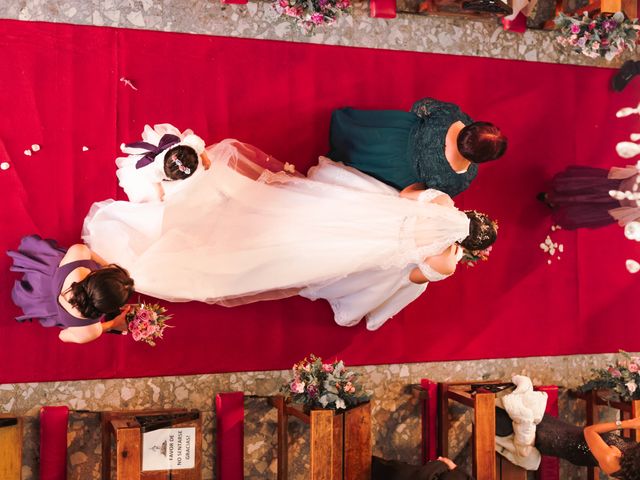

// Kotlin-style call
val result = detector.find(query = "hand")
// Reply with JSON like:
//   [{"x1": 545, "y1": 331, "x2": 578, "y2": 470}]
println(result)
[
  {"x1": 111, "y1": 305, "x2": 132, "y2": 330},
  {"x1": 437, "y1": 457, "x2": 457, "y2": 470},
  {"x1": 201, "y1": 151, "x2": 212, "y2": 170},
  {"x1": 623, "y1": 416, "x2": 640, "y2": 430}
]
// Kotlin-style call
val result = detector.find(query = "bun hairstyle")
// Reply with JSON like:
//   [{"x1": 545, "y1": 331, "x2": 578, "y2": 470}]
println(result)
[
  {"x1": 460, "y1": 210, "x2": 498, "y2": 251},
  {"x1": 615, "y1": 444, "x2": 640, "y2": 480},
  {"x1": 457, "y1": 122, "x2": 507, "y2": 164},
  {"x1": 163, "y1": 145, "x2": 199, "y2": 180},
  {"x1": 68, "y1": 264, "x2": 134, "y2": 319}
]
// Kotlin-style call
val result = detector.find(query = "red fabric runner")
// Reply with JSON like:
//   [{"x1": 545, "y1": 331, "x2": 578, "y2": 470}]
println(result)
[{"x1": 1, "y1": 20, "x2": 639, "y2": 383}]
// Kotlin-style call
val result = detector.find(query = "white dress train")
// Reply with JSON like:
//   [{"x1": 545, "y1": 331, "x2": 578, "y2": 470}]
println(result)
[{"x1": 83, "y1": 139, "x2": 469, "y2": 330}]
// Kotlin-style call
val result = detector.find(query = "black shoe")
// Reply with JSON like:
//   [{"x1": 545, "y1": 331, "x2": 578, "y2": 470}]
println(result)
[
  {"x1": 537, "y1": 191, "x2": 554, "y2": 208},
  {"x1": 612, "y1": 60, "x2": 640, "y2": 92}
]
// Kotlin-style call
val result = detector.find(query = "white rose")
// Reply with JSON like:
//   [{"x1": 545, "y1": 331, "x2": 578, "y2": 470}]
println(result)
[
  {"x1": 626, "y1": 259, "x2": 640, "y2": 274},
  {"x1": 626, "y1": 380, "x2": 637, "y2": 394}
]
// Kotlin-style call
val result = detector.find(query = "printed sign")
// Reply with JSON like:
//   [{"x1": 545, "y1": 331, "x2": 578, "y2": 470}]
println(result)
[{"x1": 142, "y1": 427, "x2": 196, "y2": 471}]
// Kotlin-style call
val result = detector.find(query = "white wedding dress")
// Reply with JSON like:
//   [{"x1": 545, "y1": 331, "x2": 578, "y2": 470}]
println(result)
[{"x1": 83, "y1": 139, "x2": 469, "y2": 330}]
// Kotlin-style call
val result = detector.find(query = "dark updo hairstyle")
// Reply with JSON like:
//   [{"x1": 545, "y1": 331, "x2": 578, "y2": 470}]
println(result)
[
  {"x1": 613, "y1": 444, "x2": 640, "y2": 480},
  {"x1": 163, "y1": 145, "x2": 199, "y2": 180},
  {"x1": 457, "y1": 121, "x2": 507, "y2": 164},
  {"x1": 68, "y1": 264, "x2": 134, "y2": 319},
  {"x1": 459, "y1": 210, "x2": 498, "y2": 251}
]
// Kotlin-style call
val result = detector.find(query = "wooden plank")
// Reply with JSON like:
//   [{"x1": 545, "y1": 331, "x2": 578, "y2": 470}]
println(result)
[
  {"x1": 631, "y1": 400, "x2": 640, "y2": 442},
  {"x1": 473, "y1": 393, "x2": 496, "y2": 480},
  {"x1": 344, "y1": 403, "x2": 371, "y2": 480},
  {"x1": 0, "y1": 417, "x2": 22, "y2": 480},
  {"x1": 274, "y1": 397, "x2": 289, "y2": 480},
  {"x1": 115, "y1": 425, "x2": 142, "y2": 480},
  {"x1": 310, "y1": 410, "x2": 334, "y2": 480},
  {"x1": 498, "y1": 453, "x2": 527, "y2": 480},
  {"x1": 332, "y1": 414, "x2": 343, "y2": 480},
  {"x1": 438, "y1": 383, "x2": 449, "y2": 458}
]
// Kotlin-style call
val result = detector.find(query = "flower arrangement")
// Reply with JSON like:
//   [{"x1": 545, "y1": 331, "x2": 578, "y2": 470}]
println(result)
[
  {"x1": 554, "y1": 12, "x2": 639, "y2": 61},
  {"x1": 126, "y1": 302, "x2": 172, "y2": 347},
  {"x1": 579, "y1": 351, "x2": 640, "y2": 401},
  {"x1": 460, "y1": 245, "x2": 493, "y2": 267},
  {"x1": 281, "y1": 354, "x2": 369, "y2": 410},
  {"x1": 273, "y1": 0, "x2": 352, "y2": 34}
]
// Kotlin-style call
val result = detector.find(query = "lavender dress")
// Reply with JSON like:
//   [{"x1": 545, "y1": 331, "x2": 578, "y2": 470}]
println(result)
[{"x1": 7, "y1": 235, "x2": 101, "y2": 328}]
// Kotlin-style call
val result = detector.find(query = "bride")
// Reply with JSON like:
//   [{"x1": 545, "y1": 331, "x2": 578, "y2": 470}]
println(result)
[{"x1": 82, "y1": 139, "x2": 497, "y2": 330}]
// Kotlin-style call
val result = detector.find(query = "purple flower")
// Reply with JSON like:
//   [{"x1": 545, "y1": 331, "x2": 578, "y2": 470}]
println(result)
[
  {"x1": 603, "y1": 19, "x2": 618, "y2": 31},
  {"x1": 577, "y1": 37, "x2": 587, "y2": 47},
  {"x1": 307, "y1": 384, "x2": 318, "y2": 398}
]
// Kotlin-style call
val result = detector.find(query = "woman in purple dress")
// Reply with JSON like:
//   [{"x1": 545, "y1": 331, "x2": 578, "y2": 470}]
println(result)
[{"x1": 8, "y1": 235, "x2": 135, "y2": 343}]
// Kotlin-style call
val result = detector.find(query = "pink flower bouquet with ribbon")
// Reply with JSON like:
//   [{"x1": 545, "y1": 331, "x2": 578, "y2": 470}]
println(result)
[{"x1": 125, "y1": 302, "x2": 172, "y2": 346}]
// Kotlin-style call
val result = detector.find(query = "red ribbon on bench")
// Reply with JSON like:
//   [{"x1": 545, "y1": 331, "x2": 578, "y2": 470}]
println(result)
[
  {"x1": 39, "y1": 406, "x2": 69, "y2": 480},
  {"x1": 215, "y1": 392, "x2": 245, "y2": 480}
]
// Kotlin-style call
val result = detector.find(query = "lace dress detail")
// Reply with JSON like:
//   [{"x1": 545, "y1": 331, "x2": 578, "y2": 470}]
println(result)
[{"x1": 409, "y1": 98, "x2": 478, "y2": 197}]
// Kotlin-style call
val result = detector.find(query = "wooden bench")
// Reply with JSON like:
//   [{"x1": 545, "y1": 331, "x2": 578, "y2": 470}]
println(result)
[
  {"x1": 0, "y1": 414, "x2": 23, "y2": 480},
  {"x1": 269, "y1": 396, "x2": 371, "y2": 480}
]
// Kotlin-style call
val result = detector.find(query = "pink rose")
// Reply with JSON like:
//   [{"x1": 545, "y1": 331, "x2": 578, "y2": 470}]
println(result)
[
  {"x1": 570, "y1": 24, "x2": 581, "y2": 34},
  {"x1": 322, "y1": 364, "x2": 334, "y2": 373},
  {"x1": 344, "y1": 382, "x2": 355, "y2": 393},
  {"x1": 310, "y1": 12, "x2": 324, "y2": 25},
  {"x1": 629, "y1": 363, "x2": 639, "y2": 373},
  {"x1": 132, "y1": 330, "x2": 142, "y2": 342},
  {"x1": 609, "y1": 367, "x2": 622, "y2": 377},
  {"x1": 135, "y1": 309, "x2": 152, "y2": 323},
  {"x1": 290, "y1": 380, "x2": 305, "y2": 394}
]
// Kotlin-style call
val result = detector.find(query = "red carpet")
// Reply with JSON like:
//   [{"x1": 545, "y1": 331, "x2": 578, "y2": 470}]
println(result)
[{"x1": 1, "y1": 19, "x2": 639, "y2": 383}]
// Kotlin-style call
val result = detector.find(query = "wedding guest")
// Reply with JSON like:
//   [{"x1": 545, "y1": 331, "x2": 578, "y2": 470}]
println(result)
[
  {"x1": 372, "y1": 455, "x2": 474, "y2": 480},
  {"x1": 117, "y1": 123, "x2": 210, "y2": 202},
  {"x1": 497, "y1": 408, "x2": 640, "y2": 479},
  {"x1": 538, "y1": 163, "x2": 640, "y2": 229},
  {"x1": 328, "y1": 97, "x2": 507, "y2": 196},
  {"x1": 8, "y1": 235, "x2": 134, "y2": 343}
]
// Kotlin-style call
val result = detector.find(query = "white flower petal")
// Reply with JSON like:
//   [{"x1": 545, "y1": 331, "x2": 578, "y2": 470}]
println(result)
[
  {"x1": 31, "y1": 144, "x2": 40, "y2": 152},
  {"x1": 0, "y1": 162, "x2": 9, "y2": 170},
  {"x1": 626, "y1": 259, "x2": 640, "y2": 274},
  {"x1": 23, "y1": 149, "x2": 31, "y2": 156}
]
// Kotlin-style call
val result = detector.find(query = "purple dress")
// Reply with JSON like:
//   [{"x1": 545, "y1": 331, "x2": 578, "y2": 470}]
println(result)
[
  {"x1": 7, "y1": 235, "x2": 101, "y2": 328},
  {"x1": 547, "y1": 166, "x2": 622, "y2": 230}
]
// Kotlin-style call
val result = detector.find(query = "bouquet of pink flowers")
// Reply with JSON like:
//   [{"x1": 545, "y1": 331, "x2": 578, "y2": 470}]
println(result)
[
  {"x1": 460, "y1": 245, "x2": 493, "y2": 267},
  {"x1": 273, "y1": 0, "x2": 351, "y2": 34},
  {"x1": 554, "y1": 12, "x2": 639, "y2": 61},
  {"x1": 579, "y1": 351, "x2": 640, "y2": 401},
  {"x1": 125, "y1": 302, "x2": 172, "y2": 347},
  {"x1": 281, "y1": 354, "x2": 369, "y2": 410}
]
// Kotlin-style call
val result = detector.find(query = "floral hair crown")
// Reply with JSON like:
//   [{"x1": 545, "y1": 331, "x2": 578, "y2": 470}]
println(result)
[{"x1": 171, "y1": 155, "x2": 191, "y2": 175}]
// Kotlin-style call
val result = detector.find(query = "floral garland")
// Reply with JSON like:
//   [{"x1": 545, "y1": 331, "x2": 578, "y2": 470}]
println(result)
[
  {"x1": 554, "y1": 12, "x2": 639, "y2": 61},
  {"x1": 281, "y1": 354, "x2": 369, "y2": 410},
  {"x1": 273, "y1": 0, "x2": 352, "y2": 34},
  {"x1": 460, "y1": 245, "x2": 493, "y2": 266},
  {"x1": 579, "y1": 351, "x2": 640, "y2": 401}
]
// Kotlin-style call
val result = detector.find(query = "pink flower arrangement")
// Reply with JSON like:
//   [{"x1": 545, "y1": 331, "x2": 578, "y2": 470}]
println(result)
[
  {"x1": 554, "y1": 12, "x2": 639, "y2": 61},
  {"x1": 272, "y1": 0, "x2": 351, "y2": 34},
  {"x1": 580, "y1": 351, "x2": 640, "y2": 401},
  {"x1": 126, "y1": 302, "x2": 172, "y2": 347},
  {"x1": 281, "y1": 354, "x2": 368, "y2": 410}
]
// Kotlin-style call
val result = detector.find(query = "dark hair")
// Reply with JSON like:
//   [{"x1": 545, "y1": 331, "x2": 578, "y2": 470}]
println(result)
[
  {"x1": 163, "y1": 145, "x2": 198, "y2": 180},
  {"x1": 457, "y1": 121, "x2": 507, "y2": 164},
  {"x1": 614, "y1": 444, "x2": 640, "y2": 480},
  {"x1": 459, "y1": 210, "x2": 498, "y2": 251},
  {"x1": 68, "y1": 264, "x2": 134, "y2": 319}
]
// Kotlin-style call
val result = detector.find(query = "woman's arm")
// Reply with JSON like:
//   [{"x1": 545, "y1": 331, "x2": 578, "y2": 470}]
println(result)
[
  {"x1": 409, "y1": 245, "x2": 459, "y2": 284},
  {"x1": 59, "y1": 323, "x2": 102, "y2": 344},
  {"x1": 583, "y1": 419, "x2": 637, "y2": 473},
  {"x1": 400, "y1": 184, "x2": 454, "y2": 206}
]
